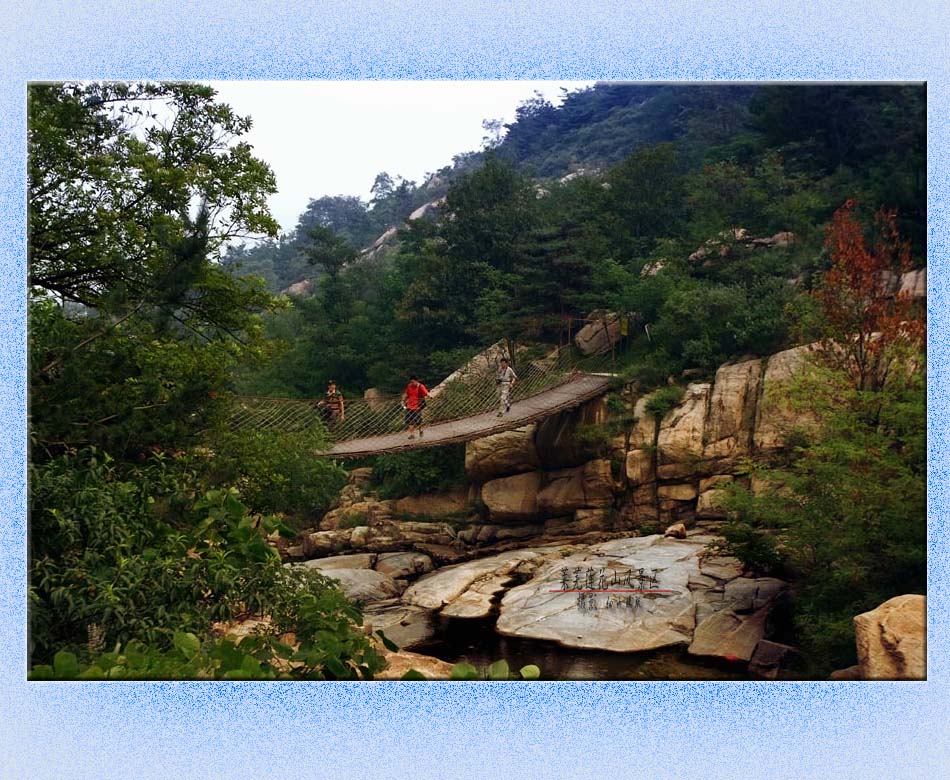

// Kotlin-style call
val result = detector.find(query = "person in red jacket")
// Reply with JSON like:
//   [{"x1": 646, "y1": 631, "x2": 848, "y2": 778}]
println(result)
[{"x1": 402, "y1": 375, "x2": 429, "y2": 439}]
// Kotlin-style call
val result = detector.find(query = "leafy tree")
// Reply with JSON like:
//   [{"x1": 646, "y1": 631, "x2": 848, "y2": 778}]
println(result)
[
  {"x1": 29, "y1": 82, "x2": 281, "y2": 457},
  {"x1": 304, "y1": 225, "x2": 357, "y2": 278},
  {"x1": 29, "y1": 82, "x2": 278, "y2": 310},
  {"x1": 295, "y1": 194, "x2": 374, "y2": 249},
  {"x1": 30, "y1": 450, "x2": 380, "y2": 677},
  {"x1": 602, "y1": 143, "x2": 684, "y2": 258},
  {"x1": 812, "y1": 200, "x2": 925, "y2": 392},
  {"x1": 715, "y1": 360, "x2": 925, "y2": 672},
  {"x1": 370, "y1": 171, "x2": 396, "y2": 203}
]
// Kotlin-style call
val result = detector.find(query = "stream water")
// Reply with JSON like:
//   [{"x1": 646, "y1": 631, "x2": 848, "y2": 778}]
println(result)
[{"x1": 409, "y1": 614, "x2": 750, "y2": 681}]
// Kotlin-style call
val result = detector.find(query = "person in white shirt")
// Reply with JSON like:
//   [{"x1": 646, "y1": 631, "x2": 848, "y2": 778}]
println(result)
[{"x1": 496, "y1": 357, "x2": 517, "y2": 416}]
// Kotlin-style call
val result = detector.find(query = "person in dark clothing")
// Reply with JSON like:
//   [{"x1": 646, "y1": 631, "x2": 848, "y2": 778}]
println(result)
[{"x1": 317, "y1": 380, "x2": 345, "y2": 424}]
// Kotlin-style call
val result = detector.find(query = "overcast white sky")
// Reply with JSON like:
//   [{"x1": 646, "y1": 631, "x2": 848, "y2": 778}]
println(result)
[{"x1": 207, "y1": 81, "x2": 593, "y2": 234}]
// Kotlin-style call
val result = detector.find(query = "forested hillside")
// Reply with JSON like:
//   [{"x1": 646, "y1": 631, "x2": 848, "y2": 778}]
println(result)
[
  {"x1": 235, "y1": 82, "x2": 925, "y2": 399},
  {"x1": 223, "y1": 83, "x2": 924, "y2": 302}
]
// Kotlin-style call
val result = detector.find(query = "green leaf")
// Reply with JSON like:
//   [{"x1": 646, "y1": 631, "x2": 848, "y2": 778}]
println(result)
[
  {"x1": 325, "y1": 656, "x2": 349, "y2": 678},
  {"x1": 53, "y1": 650, "x2": 80, "y2": 679},
  {"x1": 450, "y1": 662, "x2": 479, "y2": 681},
  {"x1": 172, "y1": 631, "x2": 201, "y2": 658},
  {"x1": 400, "y1": 669, "x2": 428, "y2": 681},
  {"x1": 488, "y1": 660, "x2": 510, "y2": 680},
  {"x1": 518, "y1": 664, "x2": 541, "y2": 680},
  {"x1": 240, "y1": 654, "x2": 262, "y2": 677},
  {"x1": 30, "y1": 664, "x2": 55, "y2": 680}
]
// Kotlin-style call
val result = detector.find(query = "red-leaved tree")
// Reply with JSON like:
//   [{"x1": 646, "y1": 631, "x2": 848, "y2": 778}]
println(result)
[{"x1": 814, "y1": 200, "x2": 925, "y2": 391}]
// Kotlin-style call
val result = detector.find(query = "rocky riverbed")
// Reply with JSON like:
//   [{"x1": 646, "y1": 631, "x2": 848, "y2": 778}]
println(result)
[{"x1": 291, "y1": 531, "x2": 792, "y2": 679}]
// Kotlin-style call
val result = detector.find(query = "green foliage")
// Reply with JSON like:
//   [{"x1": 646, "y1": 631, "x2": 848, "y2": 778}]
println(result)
[
  {"x1": 370, "y1": 445, "x2": 467, "y2": 499},
  {"x1": 29, "y1": 82, "x2": 279, "y2": 309},
  {"x1": 573, "y1": 422, "x2": 622, "y2": 456},
  {"x1": 336, "y1": 512, "x2": 368, "y2": 530},
  {"x1": 32, "y1": 613, "x2": 386, "y2": 681},
  {"x1": 450, "y1": 662, "x2": 479, "y2": 680},
  {"x1": 28, "y1": 450, "x2": 366, "y2": 669},
  {"x1": 29, "y1": 83, "x2": 281, "y2": 459},
  {"x1": 207, "y1": 428, "x2": 347, "y2": 520},
  {"x1": 709, "y1": 481, "x2": 786, "y2": 575},
  {"x1": 714, "y1": 359, "x2": 925, "y2": 673},
  {"x1": 439, "y1": 659, "x2": 543, "y2": 681},
  {"x1": 30, "y1": 297, "x2": 270, "y2": 458},
  {"x1": 644, "y1": 385, "x2": 685, "y2": 418}
]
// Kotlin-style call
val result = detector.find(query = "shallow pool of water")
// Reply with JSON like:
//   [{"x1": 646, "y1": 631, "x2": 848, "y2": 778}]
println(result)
[{"x1": 409, "y1": 615, "x2": 750, "y2": 681}]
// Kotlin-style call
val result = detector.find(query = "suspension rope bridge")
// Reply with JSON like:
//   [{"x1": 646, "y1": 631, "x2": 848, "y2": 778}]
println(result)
[{"x1": 228, "y1": 343, "x2": 618, "y2": 457}]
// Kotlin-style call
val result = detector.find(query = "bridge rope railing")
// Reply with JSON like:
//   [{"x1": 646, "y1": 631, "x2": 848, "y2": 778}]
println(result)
[{"x1": 228, "y1": 343, "x2": 615, "y2": 442}]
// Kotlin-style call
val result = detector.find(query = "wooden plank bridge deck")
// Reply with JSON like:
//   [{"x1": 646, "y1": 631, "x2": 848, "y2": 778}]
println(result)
[{"x1": 323, "y1": 373, "x2": 614, "y2": 458}]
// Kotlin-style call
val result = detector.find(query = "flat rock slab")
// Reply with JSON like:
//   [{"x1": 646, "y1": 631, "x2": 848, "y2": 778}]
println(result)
[
  {"x1": 688, "y1": 608, "x2": 769, "y2": 661},
  {"x1": 496, "y1": 536, "x2": 707, "y2": 653},
  {"x1": 375, "y1": 551, "x2": 434, "y2": 579},
  {"x1": 296, "y1": 566, "x2": 403, "y2": 603},
  {"x1": 364, "y1": 603, "x2": 436, "y2": 649},
  {"x1": 298, "y1": 553, "x2": 377, "y2": 571},
  {"x1": 375, "y1": 648, "x2": 455, "y2": 680},
  {"x1": 441, "y1": 573, "x2": 514, "y2": 618},
  {"x1": 402, "y1": 549, "x2": 546, "y2": 612}
]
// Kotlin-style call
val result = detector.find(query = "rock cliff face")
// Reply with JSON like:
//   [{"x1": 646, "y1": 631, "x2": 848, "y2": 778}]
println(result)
[{"x1": 460, "y1": 341, "x2": 823, "y2": 533}]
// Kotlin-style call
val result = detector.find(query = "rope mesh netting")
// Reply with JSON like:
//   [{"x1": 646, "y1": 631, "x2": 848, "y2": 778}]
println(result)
[{"x1": 228, "y1": 343, "x2": 615, "y2": 444}]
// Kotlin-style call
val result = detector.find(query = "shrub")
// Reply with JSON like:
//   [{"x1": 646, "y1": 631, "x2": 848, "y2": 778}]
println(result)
[
  {"x1": 371, "y1": 444, "x2": 467, "y2": 498},
  {"x1": 644, "y1": 385, "x2": 685, "y2": 418},
  {"x1": 337, "y1": 512, "x2": 367, "y2": 530},
  {"x1": 28, "y1": 450, "x2": 370, "y2": 670},
  {"x1": 711, "y1": 360, "x2": 925, "y2": 673},
  {"x1": 207, "y1": 427, "x2": 347, "y2": 519}
]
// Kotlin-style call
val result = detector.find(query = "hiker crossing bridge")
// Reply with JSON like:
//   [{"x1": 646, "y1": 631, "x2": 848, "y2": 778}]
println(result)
[{"x1": 229, "y1": 346, "x2": 617, "y2": 457}]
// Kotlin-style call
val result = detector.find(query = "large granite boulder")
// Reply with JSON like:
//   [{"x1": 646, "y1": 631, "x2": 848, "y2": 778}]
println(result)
[
  {"x1": 363, "y1": 603, "x2": 435, "y2": 649},
  {"x1": 657, "y1": 483, "x2": 698, "y2": 501},
  {"x1": 574, "y1": 311, "x2": 621, "y2": 356},
  {"x1": 536, "y1": 459, "x2": 614, "y2": 516},
  {"x1": 496, "y1": 536, "x2": 704, "y2": 652},
  {"x1": 393, "y1": 489, "x2": 468, "y2": 518},
  {"x1": 621, "y1": 483, "x2": 659, "y2": 525},
  {"x1": 753, "y1": 343, "x2": 819, "y2": 451},
  {"x1": 625, "y1": 448, "x2": 655, "y2": 485},
  {"x1": 481, "y1": 471, "x2": 542, "y2": 521},
  {"x1": 465, "y1": 425, "x2": 540, "y2": 481},
  {"x1": 628, "y1": 393, "x2": 659, "y2": 449},
  {"x1": 703, "y1": 359, "x2": 762, "y2": 461},
  {"x1": 657, "y1": 383, "x2": 710, "y2": 479},
  {"x1": 375, "y1": 551, "x2": 435, "y2": 579},
  {"x1": 688, "y1": 577, "x2": 788, "y2": 661},
  {"x1": 295, "y1": 563, "x2": 403, "y2": 602},
  {"x1": 321, "y1": 499, "x2": 393, "y2": 531},
  {"x1": 854, "y1": 594, "x2": 926, "y2": 680},
  {"x1": 374, "y1": 647, "x2": 455, "y2": 680}
]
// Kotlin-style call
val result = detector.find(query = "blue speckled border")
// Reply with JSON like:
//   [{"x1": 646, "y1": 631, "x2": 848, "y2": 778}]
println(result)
[{"x1": 2, "y1": 2, "x2": 949, "y2": 778}]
